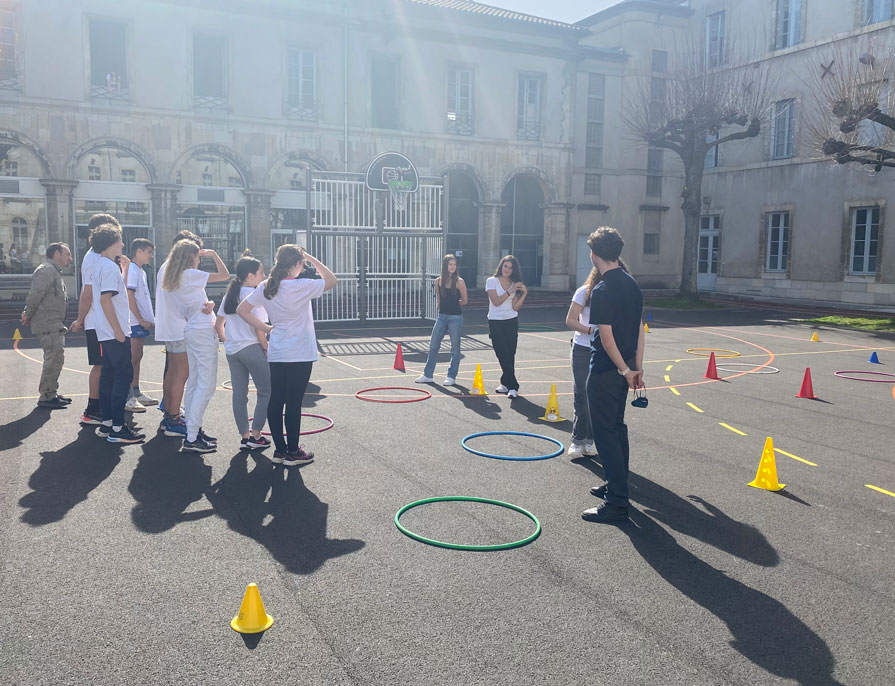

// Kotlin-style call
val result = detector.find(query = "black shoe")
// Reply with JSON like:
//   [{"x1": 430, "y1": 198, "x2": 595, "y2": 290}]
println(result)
[
  {"x1": 582, "y1": 502, "x2": 629, "y2": 523},
  {"x1": 55, "y1": 394, "x2": 73, "y2": 404},
  {"x1": 283, "y1": 446, "x2": 314, "y2": 467},
  {"x1": 107, "y1": 426, "x2": 145, "y2": 444},
  {"x1": 590, "y1": 483, "x2": 608, "y2": 499},
  {"x1": 198, "y1": 428, "x2": 217, "y2": 445},
  {"x1": 180, "y1": 437, "x2": 216, "y2": 454},
  {"x1": 242, "y1": 435, "x2": 271, "y2": 450},
  {"x1": 37, "y1": 397, "x2": 69, "y2": 409},
  {"x1": 80, "y1": 412, "x2": 103, "y2": 426},
  {"x1": 96, "y1": 424, "x2": 112, "y2": 438}
]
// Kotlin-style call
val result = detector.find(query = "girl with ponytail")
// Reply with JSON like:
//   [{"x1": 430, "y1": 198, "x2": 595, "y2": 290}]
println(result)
[
  {"x1": 237, "y1": 244, "x2": 337, "y2": 466},
  {"x1": 215, "y1": 250, "x2": 272, "y2": 451}
]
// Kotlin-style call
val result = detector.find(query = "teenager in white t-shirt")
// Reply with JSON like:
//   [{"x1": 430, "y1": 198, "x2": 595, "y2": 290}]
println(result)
[
  {"x1": 215, "y1": 251, "x2": 272, "y2": 451},
  {"x1": 485, "y1": 255, "x2": 528, "y2": 398},
  {"x1": 88, "y1": 224, "x2": 144, "y2": 444},
  {"x1": 237, "y1": 244, "x2": 337, "y2": 467},
  {"x1": 125, "y1": 238, "x2": 156, "y2": 412},
  {"x1": 160, "y1": 240, "x2": 228, "y2": 453}
]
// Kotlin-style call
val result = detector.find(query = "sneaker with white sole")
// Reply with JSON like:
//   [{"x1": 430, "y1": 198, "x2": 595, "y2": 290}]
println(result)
[
  {"x1": 125, "y1": 397, "x2": 146, "y2": 413},
  {"x1": 242, "y1": 435, "x2": 271, "y2": 450},
  {"x1": 443, "y1": 377, "x2": 456, "y2": 386},
  {"x1": 415, "y1": 375, "x2": 434, "y2": 383},
  {"x1": 582, "y1": 443, "x2": 598, "y2": 457},
  {"x1": 108, "y1": 426, "x2": 146, "y2": 444},
  {"x1": 567, "y1": 443, "x2": 585, "y2": 459},
  {"x1": 180, "y1": 437, "x2": 216, "y2": 454},
  {"x1": 96, "y1": 424, "x2": 112, "y2": 439},
  {"x1": 135, "y1": 393, "x2": 158, "y2": 406},
  {"x1": 507, "y1": 389, "x2": 518, "y2": 399},
  {"x1": 283, "y1": 446, "x2": 314, "y2": 466},
  {"x1": 495, "y1": 384, "x2": 509, "y2": 394}
]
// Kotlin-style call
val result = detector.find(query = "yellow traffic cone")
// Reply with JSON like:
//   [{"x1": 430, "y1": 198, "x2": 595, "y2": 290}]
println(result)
[
  {"x1": 810, "y1": 331, "x2": 819, "y2": 342},
  {"x1": 540, "y1": 384, "x2": 565, "y2": 422},
  {"x1": 470, "y1": 364, "x2": 487, "y2": 395},
  {"x1": 13, "y1": 328, "x2": 22, "y2": 341},
  {"x1": 747, "y1": 437, "x2": 785, "y2": 492},
  {"x1": 230, "y1": 583, "x2": 274, "y2": 634},
  {"x1": 644, "y1": 322, "x2": 651, "y2": 334}
]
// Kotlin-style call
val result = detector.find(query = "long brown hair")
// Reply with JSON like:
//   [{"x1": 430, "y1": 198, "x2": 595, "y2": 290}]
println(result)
[
  {"x1": 584, "y1": 258, "x2": 630, "y2": 305},
  {"x1": 493, "y1": 255, "x2": 522, "y2": 283},
  {"x1": 439, "y1": 254, "x2": 458, "y2": 290},
  {"x1": 264, "y1": 243, "x2": 304, "y2": 300},
  {"x1": 162, "y1": 240, "x2": 200, "y2": 291}
]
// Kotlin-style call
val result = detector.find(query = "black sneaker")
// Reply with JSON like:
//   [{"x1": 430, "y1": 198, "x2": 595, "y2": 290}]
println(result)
[
  {"x1": 590, "y1": 483, "x2": 608, "y2": 499},
  {"x1": 242, "y1": 435, "x2": 270, "y2": 450},
  {"x1": 107, "y1": 426, "x2": 145, "y2": 444},
  {"x1": 96, "y1": 424, "x2": 112, "y2": 438},
  {"x1": 269, "y1": 450, "x2": 287, "y2": 465},
  {"x1": 38, "y1": 397, "x2": 69, "y2": 409},
  {"x1": 198, "y1": 428, "x2": 217, "y2": 445},
  {"x1": 56, "y1": 394, "x2": 73, "y2": 404},
  {"x1": 80, "y1": 412, "x2": 103, "y2": 426},
  {"x1": 283, "y1": 447, "x2": 314, "y2": 467},
  {"x1": 180, "y1": 437, "x2": 216, "y2": 454},
  {"x1": 581, "y1": 502, "x2": 629, "y2": 524}
]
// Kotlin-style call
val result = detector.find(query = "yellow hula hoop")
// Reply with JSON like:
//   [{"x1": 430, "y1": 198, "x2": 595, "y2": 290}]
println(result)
[{"x1": 686, "y1": 348, "x2": 741, "y2": 358}]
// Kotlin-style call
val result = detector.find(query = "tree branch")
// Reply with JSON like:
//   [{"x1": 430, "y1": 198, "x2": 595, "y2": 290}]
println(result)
[{"x1": 709, "y1": 118, "x2": 761, "y2": 148}]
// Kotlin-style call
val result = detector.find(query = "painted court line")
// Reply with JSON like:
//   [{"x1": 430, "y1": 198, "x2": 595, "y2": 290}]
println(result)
[
  {"x1": 866, "y1": 485, "x2": 895, "y2": 498},
  {"x1": 664, "y1": 375, "x2": 671, "y2": 382},
  {"x1": 719, "y1": 422, "x2": 747, "y2": 436},
  {"x1": 686, "y1": 402, "x2": 704, "y2": 413},
  {"x1": 775, "y1": 448, "x2": 817, "y2": 466},
  {"x1": 666, "y1": 364, "x2": 673, "y2": 371},
  {"x1": 669, "y1": 387, "x2": 681, "y2": 396}
]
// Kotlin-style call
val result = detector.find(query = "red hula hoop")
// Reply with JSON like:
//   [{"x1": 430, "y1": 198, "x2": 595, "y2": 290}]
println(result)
[{"x1": 355, "y1": 387, "x2": 432, "y2": 403}]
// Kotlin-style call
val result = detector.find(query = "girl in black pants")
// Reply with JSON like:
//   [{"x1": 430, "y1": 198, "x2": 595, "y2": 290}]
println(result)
[
  {"x1": 485, "y1": 255, "x2": 528, "y2": 398},
  {"x1": 238, "y1": 244, "x2": 338, "y2": 466}
]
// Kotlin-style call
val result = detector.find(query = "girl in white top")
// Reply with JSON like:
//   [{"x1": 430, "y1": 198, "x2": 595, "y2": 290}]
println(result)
[
  {"x1": 161, "y1": 240, "x2": 227, "y2": 453},
  {"x1": 237, "y1": 244, "x2": 337, "y2": 467},
  {"x1": 215, "y1": 251, "x2": 272, "y2": 452},
  {"x1": 485, "y1": 255, "x2": 528, "y2": 398}
]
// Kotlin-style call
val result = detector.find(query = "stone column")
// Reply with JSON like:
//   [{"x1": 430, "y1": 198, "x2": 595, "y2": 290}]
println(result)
[
  {"x1": 243, "y1": 189, "x2": 275, "y2": 262},
  {"x1": 543, "y1": 202, "x2": 574, "y2": 291},
  {"x1": 147, "y1": 184, "x2": 181, "y2": 251},
  {"x1": 477, "y1": 202, "x2": 505, "y2": 286},
  {"x1": 39, "y1": 179, "x2": 78, "y2": 248}
]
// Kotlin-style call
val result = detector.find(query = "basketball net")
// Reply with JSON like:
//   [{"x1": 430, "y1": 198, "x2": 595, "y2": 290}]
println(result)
[{"x1": 388, "y1": 179, "x2": 413, "y2": 212}]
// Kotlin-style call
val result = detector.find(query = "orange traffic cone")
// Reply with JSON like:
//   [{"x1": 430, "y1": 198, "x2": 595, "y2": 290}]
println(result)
[
  {"x1": 393, "y1": 344, "x2": 405, "y2": 372},
  {"x1": 796, "y1": 367, "x2": 816, "y2": 399},
  {"x1": 704, "y1": 352, "x2": 720, "y2": 380}
]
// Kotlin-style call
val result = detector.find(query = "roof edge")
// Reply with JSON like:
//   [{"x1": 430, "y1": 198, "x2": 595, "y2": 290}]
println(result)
[{"x1": 576, "y1": 1, "x2": 693, "y2": 27}]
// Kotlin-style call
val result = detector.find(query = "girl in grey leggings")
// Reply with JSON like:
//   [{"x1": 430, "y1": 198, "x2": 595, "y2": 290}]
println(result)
[{"x1": 215, "y1": 252, "x2": 272, "y2": 450}]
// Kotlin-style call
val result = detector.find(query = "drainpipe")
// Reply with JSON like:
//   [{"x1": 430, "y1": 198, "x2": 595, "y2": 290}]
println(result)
[{"x1": 343, "y1": 1, "x2": 350, "y2": 173}]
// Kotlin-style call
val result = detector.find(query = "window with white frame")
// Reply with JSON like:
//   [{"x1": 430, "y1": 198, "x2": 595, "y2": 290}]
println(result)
[
  {"x1": 286, "y1": 48, "x2": 317, "y2": 118},
  {"x1": 201, "y1": 173, "x2": 213, "y2": 187},
  {"x1": 193, "y1": 34, "x2": 226, "y2": 102},
  {"x1": 585, "y1": 74, "x2": 605, "y2": 169},
  {"x1": 705, "y1": 11, "x2": 726, "y2": 67},
  {"x1": 766, "y1": 211, "x2": 790, "y2": 272},
  {"x1": 864, "y1": 0, "x2": 894, "y2": 25},
  {"x1": 0, "y1": 8, "x2": 18, "y2": 82},
  {"x1": 775, "y1": 0, "x2": 801, "y2": 49},
  {"x1": 857, "y1": 81, "x2": 889, "y2": 147},
  {"x1": 851, "y1": 206, "x2": 880, "y2": 274},
  {"x1": 584, "y1": 174, "x2": 601, "y2": 196},
  {"x1": 651, "y1": 50, "x2": 668, "y2": 74},
  {"x1": 772, "y1": 99, "x2": 796, "y2": 159},
  {"x1": 643, "y1": 210, "x2": 661, "y2": 254},
  {"x1": 446, "y1": 67, "x2": 474, "y2": 135},
  {"x1": 516, "y1": 75, "x2": 542, "y2": 141},
  {"x1": 89, "y1": 19, "x2": 128, "y2": 93},
  {"x1": 705, "y1": 133, "x2": 720, "y2": 168},
  {"x1": 120, "y1": 169, "x2": 136, "y2": 183},
  {"x1": 12, "y1": 216, "x2": 27, "y2": 246},
  {"x1": 0, "y1": 159, "x2": 17, "y2": 176},
  {"x1": 646, "y1": 148, "x2": 663, "y2": 197},
  {"x1": 88, "y1": 164, "x2": 101, "y2": 181}
]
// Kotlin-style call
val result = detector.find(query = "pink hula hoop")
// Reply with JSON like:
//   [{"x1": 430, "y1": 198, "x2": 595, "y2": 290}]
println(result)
[
  {"x1": 249, "y1": 413, "x2": 335, "y2": 436},
  {"x1": 834, "y1": 370, "x2": 895, "y2": 383},
  {"x1": 355, "y1": 387, "x2": 432, "y2": 403}
]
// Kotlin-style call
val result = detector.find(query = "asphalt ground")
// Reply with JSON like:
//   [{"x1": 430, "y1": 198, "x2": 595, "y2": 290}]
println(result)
[{"x1": 1, "y1": 303, "x2": 894, "y2": 685}]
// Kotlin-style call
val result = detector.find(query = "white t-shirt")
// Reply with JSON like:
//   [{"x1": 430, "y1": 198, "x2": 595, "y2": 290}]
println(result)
[
  {"x1": 155, "y1": 262, "x2": 213, "y2": 339},
  {"x1": 91, "y1": 256, "x2": 131, "y2": 342},
  {"x1": 80, "y1": 249, "x2": 104, "y2": 331},
  {"x1": 220, "y1": 286, "x2": 268, "y2": 356},
  {"x1": 571, "y1": 284, "x2": 592, "y2": 348},
  {"x1": 485, "y1": 276, "x2": 519, "y2": 321},
  {"x1": 246, "y1": 278, "x2": 326, "y2": 362},
  {"x1": 126, "y1": 263, "x2": 155, "y2": 326}
]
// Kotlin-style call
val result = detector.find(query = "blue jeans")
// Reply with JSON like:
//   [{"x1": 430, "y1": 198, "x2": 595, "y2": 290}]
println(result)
[{"x1": 423, "y1": 314, "x2": 463, "y2": 379}]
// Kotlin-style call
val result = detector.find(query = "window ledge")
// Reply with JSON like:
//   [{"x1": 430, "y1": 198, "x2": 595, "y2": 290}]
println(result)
[{"x1": 844, "y1": 273, "x2": 878, "y2": 281}]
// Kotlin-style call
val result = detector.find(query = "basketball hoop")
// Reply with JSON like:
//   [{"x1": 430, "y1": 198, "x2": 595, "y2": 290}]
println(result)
[
  {"x1": 388, "y1": 178, "x2": 414, "y2": 212},
  {"x1": 366, "y1": 152, "x2": 419, "y2": 216}
]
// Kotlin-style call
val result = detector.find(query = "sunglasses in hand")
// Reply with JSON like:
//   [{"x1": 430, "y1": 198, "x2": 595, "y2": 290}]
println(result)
[{"x1": 630, "y1": 386, "x2": 648, "y2": 409}]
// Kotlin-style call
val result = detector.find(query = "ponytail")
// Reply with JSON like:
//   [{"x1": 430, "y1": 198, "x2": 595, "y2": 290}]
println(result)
[
  {"x1": 264, "y1": 244, "x2": 304, "y2": 300},
  {"x1": 222, "y1": 250, "x2": 261, "y2": 315}
]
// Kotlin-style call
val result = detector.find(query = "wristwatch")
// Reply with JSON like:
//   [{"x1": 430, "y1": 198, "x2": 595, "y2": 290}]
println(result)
[{"x1": 618, "y1": 367, "x2": 630, "y2": 376}]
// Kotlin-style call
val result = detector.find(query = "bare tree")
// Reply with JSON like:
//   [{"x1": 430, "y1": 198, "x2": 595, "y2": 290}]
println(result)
[{"x1": 627, "y1": 43, "x2": 772, "y2": 297}]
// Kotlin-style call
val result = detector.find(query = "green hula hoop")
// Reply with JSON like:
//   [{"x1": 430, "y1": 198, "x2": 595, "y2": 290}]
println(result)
[
  {"x1": 518, "y1": 325, "x2": 555, "y2": 332},
  {"x1": 394, "y1": 496, "x2": 541, "y2": 551}
]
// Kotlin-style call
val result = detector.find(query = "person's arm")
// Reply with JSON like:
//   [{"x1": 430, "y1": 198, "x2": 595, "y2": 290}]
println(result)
[
  {"x1": 23, "y1": 267, "x2": 51, "y2": 325},
  {"x1": 597, "y1": 324, "x2": 640, "y2": 389},
  {"x1": 565, "y1": 301, "x2": 592, "y2": 336},
  {"x1": 457, "y1": 278, "x2": 468, "y2": 307},
  {"x1": 214, "y1": 314, "x2": 226, "y2": 343},
  {"x1": 255, "y1": 325, "x2": 268, "y2": 351},
  {"x1": 236, "y1": 299, "x2": 274, "y2": 334},
  {"x1": 633, "y1": 320, "x2": 645, "y2": 388},
  {"x1": 100, "y1": 292, "x2": 126, "y2": 343},
  {"x1": 200, "y1": 249, "x2": 231, "y2": 283},
  {"x1": 433, "y1": 277, "x2": 441, "y2": 311},
  {"x1": 486, "y1": 279, "x2": 517, "y2": 307},
  {"x1": 71, "y1": 283, "x2": 92, "y2": 333},
  {"x1": 301, "y1": 251, "x2": 337, "y2": 291},
  {"x1": 511, "y1": 283, "x2": 528, "y2": 311}
]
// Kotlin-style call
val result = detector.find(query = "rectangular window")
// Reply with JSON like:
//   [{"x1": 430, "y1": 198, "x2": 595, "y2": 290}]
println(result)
[
  {"x1": 286, "y1": 47, "x2": 317, "y2": 118},
  {"x1": 775, "y1": 0, "x2": 801, "y2": 49},
  {"x1": 705, "y1": 134, "x2": 720, "y2": 169},
  {"x1": 864, "y1": 0, "x2": 894, "y2": 25},
  {"x1": 851, "y1": 206, "x2": 880, "y2": 274},
  {"x1": 766, "y1": 211, "x2": 790, "y2": 272},
  {"x1": 646, "y1": 148, "x2": 663, "y2": 197},
  {"x1": 585, "y1": 74, "x2": 605, "y2": 169},
  {"x1": 705, "y1": 11, "x2": 726, "y2": 67},
  {"x1": 516, "y1": 75, "x2": 542, "y2": 141},
  {"x1": 772, "y1": 99, "x2": 795, "y2": 159},
  {"x1": 120, "y1": 169, "x2": 136, "y2": 183},
  {"x1": 0, "y1": 160, "x2": 17, "y2": 177},
  {"x1": 12, "y1": 217, "x2": 27, "y2": 246},
  {"x1": 88, "y1": 165, "x2": 101, "y2": 181},
  {"x1": 446, "y1": 67, "x2": 474, "y2": 135},
  {"x1": 0, "y1": 9, "x2": 18, "y2": 81},
  {"x1": 646, "y1": 175, "x2": 663, "y2": 197},
  {"x1": 649, "y1": 77, "x2": 667, "y2": 125},
  {"x1": 89, "y1": 19, "x2": 128, "y2": 91},
  {"x1": 202, "y1": 173, "x2": 213, "y2": 187},
  {"x1": 651, "y1": 50, "x2": 668, "y2": 74},
  {"x1": 643, "y1": 210, "x2": 661, "y2": 254},
  {"x1": 584, "y1": 174, "x2": 601, "y2": 196},
  {"x1": 372, "y1": 55, "x2": 399, "y2": 129},
  {"x1": 193, "y1": 34, "x2": 226, "y2": 99},
  {"x1": 858, "y1": 81, "x2": 889, "y2": 147}
]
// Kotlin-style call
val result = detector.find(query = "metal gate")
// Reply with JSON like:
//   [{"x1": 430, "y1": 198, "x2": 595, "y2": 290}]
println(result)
[{"x1": 308, "y1": 170, "x2": 445, "y2": 322}]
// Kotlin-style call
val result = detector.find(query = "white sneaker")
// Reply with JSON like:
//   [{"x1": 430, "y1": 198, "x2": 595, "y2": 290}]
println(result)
[
  {"x1": 136, "y1": 393, "x2": 158, "y2": 406},
  {"x1": 582, "y1": 443, "x2": 598, "y2": 457},
  {"x1": 507, "y1": 389, "x2": 518, "y2": 399},
  {"x1": 567, "y1": 443, "x2": 584, "y2": 459},
  {"x1": 496, "y1": 384, "x2": 509, "y2": 394},
  {"x1": 415, "y1": 375, "x2": 434, "y2": 383},
  {"x1": 443, "y1": 377, "x2": 456, "y2": 386},
  {"x1": 125, "y1": 397, "x2": 146, "y2": 413}
]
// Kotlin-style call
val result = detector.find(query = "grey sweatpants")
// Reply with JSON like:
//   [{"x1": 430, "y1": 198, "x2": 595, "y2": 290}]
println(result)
[{"x1": 226, "y1": 343, "x2": 272, "y2": 435}]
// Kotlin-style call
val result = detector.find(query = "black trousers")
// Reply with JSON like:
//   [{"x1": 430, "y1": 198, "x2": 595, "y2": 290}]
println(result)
[
  {"x1": 99, "y1": 338, "x2": 133, "y2": 427},
  {"x1": 488, "y1": 318, "x2": 519, "y2": 391},
  {"x1": 268, "y1": 361, "x2": 313, "y2": 452},
  {"x1": 586, "y1": 360, "x2": 634, "y2": 507}
]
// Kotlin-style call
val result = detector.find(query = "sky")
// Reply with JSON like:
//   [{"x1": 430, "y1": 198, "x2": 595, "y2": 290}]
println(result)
[{"x1": 487, "y1": 0, "x2": 619, "y2": 24}]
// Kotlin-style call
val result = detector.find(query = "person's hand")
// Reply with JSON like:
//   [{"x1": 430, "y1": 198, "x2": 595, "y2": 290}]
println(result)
[
  {"x1": 198, "y1": 249, "x2": 216, "y2": 258},
  {"x1": 140, "y1": 319, "x2": 153, "y2": 330},
  {"x1": 623, "y1": 368, "x2": 640, "y2": 390},
  {"x1": 264, "y1": 324, "x2": 274, "y2": 336},
  {"x1": 201, "y1": 301, "x2": 215, "y2": 315},
  {"x1": 115, "y1": 329, "x2": 125, "y2": 343},
  {"x1": 70, "y1": 319, "x2": 84, "y2": 333},
  {"x1": 117, "y1": 254, "x2": 130, "y2": 273},
  {"x1": 516, "y1": 283, "x2": 527, "y2": 296},
  {"x1": 20, "y1": 311, "x2": 30, "y2": 326}
]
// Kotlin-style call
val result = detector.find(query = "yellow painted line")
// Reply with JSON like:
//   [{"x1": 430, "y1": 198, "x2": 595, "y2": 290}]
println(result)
[
  {"x1": 718, "y1": 422, "x2": 747, "y2": 436},
  {"x1": 666, "y1": 364, "x2": 673, "y2": 371},
  {"x1": 774, "y1": 448, "x2": 817, "y2": 466},
  {"x1": 664, "y1": 375, "x2": 671, "y2": 382},
  {"x1": 866, "y1": 484, "x2": 895, "y2": 498},
  {"x1": 669, "y1": 387, "x2": 681, "y2": 396},
  {"x1": 686, "y1": 402, "x2": 704, "y2": 413}
]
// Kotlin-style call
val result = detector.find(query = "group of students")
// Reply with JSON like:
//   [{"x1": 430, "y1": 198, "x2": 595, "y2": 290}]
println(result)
[{"x1": 63, "y1": 213, "x2": 337, "y2": 465}]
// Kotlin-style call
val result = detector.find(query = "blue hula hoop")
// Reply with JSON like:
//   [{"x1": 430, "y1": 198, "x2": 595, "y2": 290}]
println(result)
[{"x1": 461, "y1": 431, "x2": 564, "y2": 461}]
